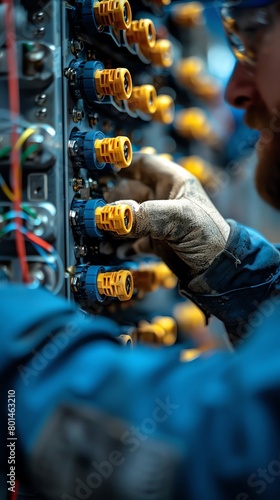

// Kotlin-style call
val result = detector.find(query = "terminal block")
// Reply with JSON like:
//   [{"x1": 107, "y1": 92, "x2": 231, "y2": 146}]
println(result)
[
  {"x1": 140, "y1": 40, "x2": 173, "y2": 68},
  {"x1": 68, "y1": 129, "x2": 132, "y2": 170},
  {"x1": 125, "y1": 19, "x2": 156, "y2": 50},
  {"x1": 64, "y1": 60, "x2": 132, "y2": 105},
  {"x1": 127, "y1": 85, "x2": 157, "y2": 115},
  {"x1": 70, "y1": 198, "x2": 133, "y2": 238},
  {"x1": 71, "y1": 264, "x2": 134, "y2": 303},
  {"x1": 69, "y1": 0, "x2": 132, "y2": 38},
  {"x1": 136, "y1": 316, "x2": 177, "y2": 345}
]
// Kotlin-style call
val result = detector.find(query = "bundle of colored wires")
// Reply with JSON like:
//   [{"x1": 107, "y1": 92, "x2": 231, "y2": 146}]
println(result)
[
  {"x1": 5, "y1": 0, "x2": 30, "y2": 283},
  {"x1": 0, "y1": 144, "x2": 38, "y2": 202},
  {"x1": 0, "y1": 214, "x2": 65, "y2": 295}
]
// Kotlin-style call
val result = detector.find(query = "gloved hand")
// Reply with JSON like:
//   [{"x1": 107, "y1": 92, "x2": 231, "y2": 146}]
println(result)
[{"x1": 104, "y1": 154, "x2": 230, "y2": 277}]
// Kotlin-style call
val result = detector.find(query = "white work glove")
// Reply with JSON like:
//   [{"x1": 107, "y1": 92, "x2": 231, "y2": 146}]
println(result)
[{"x1": 104, "y1": 154, "x2": 230, "y2": 276}]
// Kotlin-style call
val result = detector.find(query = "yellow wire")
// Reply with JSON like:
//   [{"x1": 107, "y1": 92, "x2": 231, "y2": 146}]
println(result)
[
  {"x1": 0, "y1": 128, "x2": 36, "y2": 201},
  {"x1": 12, "y1": 127, "x2": 35, "y2": 200},
  {"x1": 0, "y1": 180, "x2": 15, "y2": 201},
  {"x1": 14, "y1": 127, "x2": 35, "y2": 150}
]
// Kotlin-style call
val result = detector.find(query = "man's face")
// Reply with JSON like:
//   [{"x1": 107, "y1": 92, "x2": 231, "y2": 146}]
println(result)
[{"x1": 225, "y1": 9, "x2": 280, "y2": 209}]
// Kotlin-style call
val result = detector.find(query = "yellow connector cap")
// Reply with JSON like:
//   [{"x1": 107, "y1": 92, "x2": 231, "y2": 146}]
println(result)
[
  {"x1": 174, "y1": 108, "x2": 213, "y2": 142},
  {"x1": 171, "y1": 2, "x2": 204, "y2": 27},
  {"x1": 152, "y1": 316, "x2": 177, "y2": 345},
  {"x1": 128, "y1": 85, "x2": 157, "y2": 114},
  {"x1": 180, "y1": 349, "x2": 201, "y2": 362},
  {"x1": 151, "y1": 0, "x2": 171, "y2": 5},
  {"x1": 94, "y1": 0, "x2": 132, "y2": 30},
  {"x1": 133, "y1": 262, "x2": 177, "y2": 292},
  {"x1": 126, "y1": 19, "x2": 156, "y2": 49},
  {"x1": 139, "y1": 148, "x2": 173, "y2": 161},
  {"x1": 153, "y1": 95, "x2": 175, "y2": 124},
  {"x1": 159, "y1": 153, "x2": 173, "y2": 161},
  {"x1": 95, "y1": 204, "x2": 133, "y2": 235},
  {"x1": 139, "y1": 146, "x2": 157, "y2": 155},
  {"x1": 97, "y1": 270, "x2": 133, "y2": 301},
  {"x1": 142, "y1": 39, "x2": 173, "y2": 68},
  {"x1": 176, "y1": 57, "x2": 205, "y2": 87},
  {"x1": 175, "y1": 57, "x2": 221, "y2": 101},
  {"x1": 153, "y1": 262, "x2": 177, "y2": 288},
  {"x1": 179, "y1": 156, "x2": 213, "y2": 185},
  {"x1": 94, "y1": 136, "x2": 132, "y2": 168},
  {"x1": 174, "y1": 302, "x2": 205, "y2": 333},
  {"x1": 137, "y1": 316, "x2": 177, "y2": 345},
  {"x1": 94, "y1": 68, "x2": 132, "y2": 100}
]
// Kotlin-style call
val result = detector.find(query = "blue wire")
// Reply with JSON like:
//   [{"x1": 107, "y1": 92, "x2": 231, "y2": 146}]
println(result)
[
  {"x1": 3, "y1": 210, "x2": 30, "y2": 222},
  {"x1": 0, "y1": 222, "x2": 64, "y2": 294}
]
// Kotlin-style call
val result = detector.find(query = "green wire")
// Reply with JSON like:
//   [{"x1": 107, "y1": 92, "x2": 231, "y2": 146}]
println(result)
[
  {"x1": 20, "y1": 143, "x2": 39, "y2": 164},
  {"x1": 0, "y1": 146, "x2": 11, "y2": 159},
  {"x1": 22, "y1": 206, "x2": 38, "y2": 219},
  {"x1": 0, "y1": 143, "x2": 39, "y2": 163}
]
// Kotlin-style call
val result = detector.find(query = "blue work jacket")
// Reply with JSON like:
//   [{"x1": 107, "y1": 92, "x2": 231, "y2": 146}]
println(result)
[{"x1": 1, "y1": 220, "x2": 280, "y2": 499}]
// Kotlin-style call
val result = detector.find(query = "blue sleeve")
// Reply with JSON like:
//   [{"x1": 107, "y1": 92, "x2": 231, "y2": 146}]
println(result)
[
  {"x1": 1, "y1": 284, "x2": 280, "y2": 499},
  {"x1": 180, "y1": 220, "x2": 280, "y2": 343}
]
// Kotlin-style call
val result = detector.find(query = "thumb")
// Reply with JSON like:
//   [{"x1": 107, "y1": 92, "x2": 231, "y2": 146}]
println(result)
[{"x1": 115, "y1": 198, "x2": 187, "y2": 241}]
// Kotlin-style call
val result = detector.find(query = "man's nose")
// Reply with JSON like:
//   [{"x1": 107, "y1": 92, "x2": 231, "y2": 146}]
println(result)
[{"x1": 225, "y1": 62, "x2": 257, "y2": 109}]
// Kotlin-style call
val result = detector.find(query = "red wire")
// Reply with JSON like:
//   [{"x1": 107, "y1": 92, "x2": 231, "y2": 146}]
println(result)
[
  {"x1": 5, "y1": 0, "x2": 30, "y2": 283},
  {"x1": 10, "y1": 480, "x2": 19, "y2": 500},
  {"x1": 26, "y1": 231, "x2": 54, "y2": 253}
]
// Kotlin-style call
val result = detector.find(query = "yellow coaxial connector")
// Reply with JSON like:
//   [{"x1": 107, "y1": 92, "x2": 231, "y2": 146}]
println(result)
[
  {"x1": 94, "y1": 0, "x2": 132, "y2": 30},
  {"x1": 176, "y1": 57, "x2": 205, "y2": 88},
  {"x1": 95, "y1": 204, "x2": 133, "y2": 235},
  {"x1": 133, "y1": 270, "x2": 157, "y2": 293},
  {"x1": 139, "y1": 146, "x2": 157, "y2": 155},
  {"x1": 137, "y1": 317, "x2": 177, "y2": 345},
  {"x1": 128, "y1": 85, "x2": 157, "y2": 114},
  {"x1": 174, "y1": 108, "x2": 213, "y2": 142},
  {"x1": 153, "y1": 262, "x2": 177, "y2": 288},
  {"x1": 175, "y1": 57, "x2": 221, "y2": 101},
  {"x1": 139, "y1": 147, "x2": 173, "y2": 161},
  {"x1": 141, "y1": 39, "x2": 173, "y2": 68},
  {"x1": 180, "y1": 349, "x2": 201, "y2": 362},
  {"x1": 133, "y1": 262, "x2": 177, "y2": 292},
  {"x1": 171, "y1": 2, "x2": 204, "y2": 27},
  {"x1": 126, "y1": 19, "x2": 156, "y2": 49},
  {"x1": 97, "y1": 270, "x2": 134, "y2": 301},
  {"x1": 160, "y1": 153, "x2": 173, "y2": 161},
  {"x1": 152, "y1": 316, "x2": 177, "y2": 345},
  {"x1": 94, "y1": 136, "x2": 132, "y2": 168},
  {"x1": 173, "y1": 302, "x2": 206, "y2": 333},
  {"x1": 152, "y1": 95, "x2": 175, "y2": 124},
  {"x1": 94, "y1": 68, "x2": 132, "y2": 100},
  {"x1": 179, "y1": 156, "x2": 213, "y2": 185},
  {"x1": 151, "y1": 0, "x2": 171, "y2": 5}
]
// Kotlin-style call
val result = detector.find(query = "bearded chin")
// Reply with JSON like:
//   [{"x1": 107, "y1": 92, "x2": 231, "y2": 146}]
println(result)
[{"x1": 255, "y1": 136, "x2": 280, "y2": 210}]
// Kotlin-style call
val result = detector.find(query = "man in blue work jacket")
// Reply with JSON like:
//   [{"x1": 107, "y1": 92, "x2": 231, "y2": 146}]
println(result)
[{"x1": 2, "y1": 0, "x2": 280, "y2": 499}]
